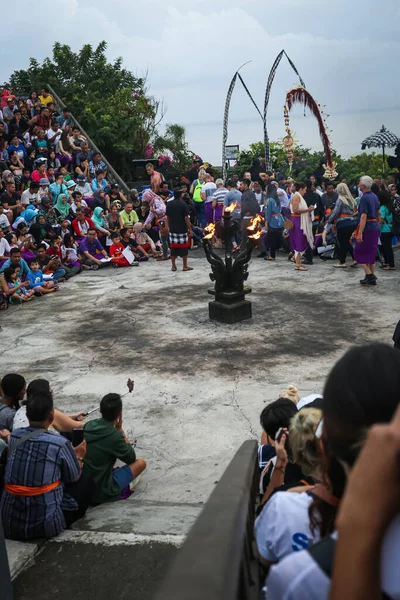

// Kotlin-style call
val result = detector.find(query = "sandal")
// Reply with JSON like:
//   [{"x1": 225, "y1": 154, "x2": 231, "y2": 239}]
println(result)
[
  {"x1": 295, "y1": 266, "x2": 308, "y2": 271},
  {"x1": 265, "y1": 257, "x2": 276, "y2": 261},
  {"x1": 171, "y1": 266, "x2": 177, "y2": 272},
  {"x1": 182, "y1": 266, "x2": 193, "y2": 271}
]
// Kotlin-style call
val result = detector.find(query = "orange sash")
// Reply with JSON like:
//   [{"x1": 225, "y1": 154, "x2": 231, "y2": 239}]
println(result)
[
  {"x1": 5, "y1": 479, "x2": 60, "y2": 497},
  {"x1": 353, "y1": 218, "x2": 378, "y2": 239},
  {"x1": 339, "y1": 212, "x2": 358, "y2": 218}
]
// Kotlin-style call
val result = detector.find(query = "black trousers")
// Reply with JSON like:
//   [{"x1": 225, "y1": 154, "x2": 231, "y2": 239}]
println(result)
[
  {"x1": 63, "y1": 470, "x2": 94, "y2": 528},
  {"x1": 337, "y1": 224, "x2": 356, "y2": 264},
  {"x1": 380, "y1": 232, "x2": 395, "y2": 267},
  {"x1": 268, "y1": 227, "x2": 283, "y2": 259}
]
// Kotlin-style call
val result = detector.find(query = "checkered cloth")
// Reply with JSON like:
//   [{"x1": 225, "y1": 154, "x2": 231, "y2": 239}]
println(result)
[{"x1": 169, "y1": 232, "x2": 190, "y2": 248}]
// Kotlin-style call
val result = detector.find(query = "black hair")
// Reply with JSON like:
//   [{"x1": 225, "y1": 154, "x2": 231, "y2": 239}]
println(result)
[
  {"x1": 41, "y1": 86, "x2": 49, "y2": 93},
  {"x1": 63, "y1": 233, "x2": 74, "y2": 248},
  {"x1": 87, "y1": 227, "x2": 96, "y2": 234},
  {"x1": 324, "y1": 343, "x2": 400, "y2": 466},
  {"x1": 378, "y1": 189, "x2": 393, "y2": 213},
  {"x1": 1, "y1": 373, "x2": 26, "y2": 409},
  {"x1": 72, "y1": 191, "x2": 82, "y2": 199},
  {"x1": 173, "y1": 188, "x2": 183, "y2": 200},
  {"x1": 37, "y1": 243, "x2": 47, "y2": 251},
  {"x1": 27, "y1": 378, "x2": 51, "y2": 398},
  {"x1": 267, "y1": 183, "x2": 279, "y2": 203},
  {"x1": 100, "y1": 393, "x2": 122, "y2": 422},
  {"x1": 26, "y1": 390, "x2": 53, "y2": 423},
  {"x1": 325, "y1": 181, "x2": 335, "y2": 188},
  {"x1": 226, "y1": 179, "x2": 235, "y2": 188},
  {"x1": 3, "y1": 267, "x2": 16, "y2": 283},
  {"x1": 30, "y1": 181, "x2": 40, "y2": 190},
  {"x1": 242, "y1": 178, "x2": 251, "y2": 188},
  {"x1": 260, "y1": 398, "x2": 298, "y2": 440},
  {"x1": 95, "y1": 169, "x2": 105, "y2": 176},
  {"x1": 10, "y1": 248, "x2": 21, "y2": 257},
  {"x1": 63, "y1": 107, "x2": 70, "y2": 112},
  {"x1": 111, "y1": 232, "x2": 120, "y2": 239},
  {"x1": 29, "y1": 257, "x2": 39, "y2": 266}
]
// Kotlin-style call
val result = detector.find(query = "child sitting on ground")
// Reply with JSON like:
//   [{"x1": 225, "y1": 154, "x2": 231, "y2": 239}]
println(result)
[
  {"x1": 3, "y1": 266, "x2": 35, "y2": 303},
  {"x1": 131, "y1": 222, "x2": 159, "y2": 258},
  {"x1": 83, "y1": 393, "x2": 146, "y2": 504},
  {"x1": 27, "y1": 258, "x2": 58, "y2": 295},
  {"x1": 110, "y1": 232, "x2": 138, "y2": 267}
]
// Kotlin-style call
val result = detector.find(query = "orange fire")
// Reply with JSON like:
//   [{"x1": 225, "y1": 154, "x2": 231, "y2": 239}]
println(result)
[
  {"x1": 247, "y1": 214, "x2": 264, "y2": 232},
  {"x1": 203, "y1": 223, "x2": 216, "y2": 240},
  {"x1": 249, "y1": 230, "x2": 262, "y2": 240},
  {"x1": 224, "y1": 202, "x2": 238, "y2": 213}
]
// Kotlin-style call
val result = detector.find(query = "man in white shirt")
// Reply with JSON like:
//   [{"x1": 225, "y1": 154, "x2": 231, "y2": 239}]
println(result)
[
  {"x1": 21, "y1": 181, "x2": 41, "y2": 206},
  {"x1": 46, "y1": 122, "x2": 62, "y2": 147},
  {"x1": 201, "y1": 173, "x2": 217, "y2": 225}
]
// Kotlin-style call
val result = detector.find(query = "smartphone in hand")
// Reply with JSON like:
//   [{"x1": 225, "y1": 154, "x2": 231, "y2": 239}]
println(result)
[{"x1": 72, "y1": 428, "x2": 84, "y2": 447}]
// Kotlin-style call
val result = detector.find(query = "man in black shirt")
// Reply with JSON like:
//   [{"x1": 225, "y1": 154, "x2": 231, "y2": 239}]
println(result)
[
  {"x1": 0, "y1": 182, "x2": 21, "y2": 224},
  {"x1": 186, "y1": 158, "x2": 202, "y2": 184},
  {"x1": 166, "y1": 188, "x2": 192, "y2": 272}
]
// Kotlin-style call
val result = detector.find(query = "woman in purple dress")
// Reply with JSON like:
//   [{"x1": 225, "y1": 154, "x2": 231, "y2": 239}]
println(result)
[{"x1": 289, "y1": 182, "x2": 315, "y2": 271}]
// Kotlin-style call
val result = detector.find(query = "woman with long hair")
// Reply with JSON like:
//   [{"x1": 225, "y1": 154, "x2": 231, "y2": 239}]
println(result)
[
  {"x1": 289, "y1": 182, "x2": 314, "y2": 271},
  {"x1": 378, "y1": 189, "x2": 395, "y2": 270},
  {"x1": 323, "y1": 182, "x2": 358, "y2": 268},
  {"x1": 265, "y1": 343, "x2": 400, "y2": 600},
  {"x1": 264, "y1": 183, "x2": 285, "y2": 262}
]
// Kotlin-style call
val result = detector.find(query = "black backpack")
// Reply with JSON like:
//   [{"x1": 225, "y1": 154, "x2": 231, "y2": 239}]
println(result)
[{"x1": 308, "y1": 537, "x2": 392, "y2": 600}]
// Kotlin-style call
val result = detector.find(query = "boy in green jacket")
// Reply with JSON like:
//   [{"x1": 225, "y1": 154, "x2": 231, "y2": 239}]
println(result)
[{"x1": 83, "y1": 393, "x2": 146, "y2": 504}]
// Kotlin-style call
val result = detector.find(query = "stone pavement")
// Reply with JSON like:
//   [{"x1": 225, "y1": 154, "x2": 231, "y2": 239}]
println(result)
[{"x1": 1, "y1": 247, "x2": 398, "y2": 591}]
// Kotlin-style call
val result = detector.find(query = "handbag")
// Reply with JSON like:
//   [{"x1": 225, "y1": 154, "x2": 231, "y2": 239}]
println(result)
[{"x1": 284, "y1": 217, "x2": 294, "y2": 230}]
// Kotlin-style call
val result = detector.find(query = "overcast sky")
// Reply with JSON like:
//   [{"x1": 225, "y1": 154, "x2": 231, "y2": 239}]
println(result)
[{"x1": 2, "y1": 0, "x2": 399, "y2": 165}]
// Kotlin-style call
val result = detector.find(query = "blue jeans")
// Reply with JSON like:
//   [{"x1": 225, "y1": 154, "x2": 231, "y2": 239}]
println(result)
[
  {"x1": 192, "y1": 226, "x2": 203, "y2": 244},
  {"x1": 194, "y1": 202, "x2": 206, "y2": 228},
  {"x1": 53, "y1": 268, "x2": 66, "y2": 281}
]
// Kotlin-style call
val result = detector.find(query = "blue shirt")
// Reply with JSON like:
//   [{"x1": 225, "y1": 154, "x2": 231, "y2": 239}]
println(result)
[
  {"x1": 265, "y1": 197, "x2": 284, "y2": 228},
  {"x1": 358, "y1": 191, "x2": 380, "y2": 231},
  {"x1": 380, "y1": 205, "x2": 393, "y2": 233},
  {"x1": 27, "y1": 268, "x2": 45, "y2": 289},
  {"x1": 1, "y1": 427, "x2": 80, "y2": 540},
  {"x1": 224, "y1": 189, "x2": 242, "y2": 219},
  {"x1": 0, "y1": 257, "x2": 30, "y2": 277}
]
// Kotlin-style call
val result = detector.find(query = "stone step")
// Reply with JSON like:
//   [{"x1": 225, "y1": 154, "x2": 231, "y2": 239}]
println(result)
[{"x1": 72, "y1": 499, "x2": 203, "y2": 537}]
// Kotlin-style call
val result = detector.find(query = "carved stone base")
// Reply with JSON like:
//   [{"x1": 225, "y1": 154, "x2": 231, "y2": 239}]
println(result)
[{"x1": 207, "y1": 288, "x2": 252, "y2": 324}]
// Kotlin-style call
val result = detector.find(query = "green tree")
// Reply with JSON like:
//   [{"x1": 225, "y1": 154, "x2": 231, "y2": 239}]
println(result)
[
  {"x1": 232, "y1": 141, "x2": 387, "y2": 183},
  {"x1": 153, "y1": 123, "x2": 193, "y2": 172},
  {"x1": 7, "y1": 42, "x2": 168, "y2": 180}
]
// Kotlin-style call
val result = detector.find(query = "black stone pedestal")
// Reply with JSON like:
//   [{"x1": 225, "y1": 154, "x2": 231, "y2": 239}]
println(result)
[{"x1": 208, "y1": 288, "x2": 252, "y2": 324}]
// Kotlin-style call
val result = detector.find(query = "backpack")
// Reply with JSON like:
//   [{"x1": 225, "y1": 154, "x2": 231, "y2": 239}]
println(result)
[
  {"x1": 193, "y1": 180, "x2": 204, "y2": 203},
  {"x1": 308, "y1": 537, "x2": 392, "y2": 600}
]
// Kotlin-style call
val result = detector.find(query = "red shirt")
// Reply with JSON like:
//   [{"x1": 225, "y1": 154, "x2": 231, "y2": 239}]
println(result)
[
  {"x1": 46, "y1": 246, "x2": 62, "y2": 260},
  {"x1": 110, "y1": 242, "x2": 124, "y2": 258}
]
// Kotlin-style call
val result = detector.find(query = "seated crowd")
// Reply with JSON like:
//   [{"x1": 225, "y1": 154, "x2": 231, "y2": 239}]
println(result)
[
  {"x1": 0, "y1": 374, "x2": 146, "y2": 540},
  {"x1": 254, "y1": 342, "x2": 400, "y2": 599}
]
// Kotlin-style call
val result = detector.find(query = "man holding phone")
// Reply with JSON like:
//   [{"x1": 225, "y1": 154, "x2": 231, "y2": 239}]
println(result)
[{"x1": 83, "y1": 393, "x2": 146, "y2": 504}]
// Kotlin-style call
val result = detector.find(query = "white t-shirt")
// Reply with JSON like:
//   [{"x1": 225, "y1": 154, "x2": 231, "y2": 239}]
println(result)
[
  {"x1": 255, "y1": 492, "x2": 319, "y2": 563},
  {"x1": 277, "y1": 188, "x2": 290, "y2": 208},
  {"x1": 266, "y1": 516, "x2": 400, "y2": 599},
  {"x1": 46, "y1": 128, "x2": 62, "y2": 145},
  {"x1": 0, "y1": 213, "x2": 11, "y2": 231},
  {"x1": 202, "y1": 182, "x2": 217, "y2": 203},
  {"x1": 0, "y1": 236, "x2": 11, "y2": 257},
  {"x1": 13, "y1": 405, "x2": 29, "y2": 430},
  {"x1": 21, "y1": 189, "x2": 40, "y2": 206}
]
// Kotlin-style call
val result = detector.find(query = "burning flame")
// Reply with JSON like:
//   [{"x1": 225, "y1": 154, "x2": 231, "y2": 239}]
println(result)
[
  {"x1": 249, "y1": 230, "x2": 262, "y2": 240},
  {"x1": 247, "y1": 214, "x2": 264, "y2": 232},
  {"x1": 224, "y1": 202, "x2": 238, "y2": 213},
  {"x1": 203, "y1": 223, "x2": 216, "y2": 240}
]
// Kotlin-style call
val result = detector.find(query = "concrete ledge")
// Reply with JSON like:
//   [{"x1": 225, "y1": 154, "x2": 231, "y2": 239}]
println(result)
[{"x1": 6, "y1": 539, "x2": 39, "y2": 579}]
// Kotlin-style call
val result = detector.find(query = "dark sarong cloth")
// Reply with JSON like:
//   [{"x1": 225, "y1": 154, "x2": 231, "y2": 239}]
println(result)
[{"x1": 169, "y1": 232, "x2": 190, "y2": 257}]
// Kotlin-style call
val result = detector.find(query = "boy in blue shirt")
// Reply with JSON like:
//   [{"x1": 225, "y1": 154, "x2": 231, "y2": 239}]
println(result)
[{"x1": 27, "y1": 258, "x2": 58, "y2": 295}]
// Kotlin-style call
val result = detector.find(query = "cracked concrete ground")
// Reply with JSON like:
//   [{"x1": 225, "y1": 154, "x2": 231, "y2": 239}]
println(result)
[{"x1": 1, "y1": 247, "x2": 398, "y2": 583}]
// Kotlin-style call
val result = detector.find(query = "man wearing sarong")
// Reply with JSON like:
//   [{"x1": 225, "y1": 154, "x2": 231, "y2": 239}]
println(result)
[
  {"x1": 354, "y1": 175, "x2": 380, "y2": 286},
  {"x1": 166, "y1": 188, "x2": 193, "y2": 272}
]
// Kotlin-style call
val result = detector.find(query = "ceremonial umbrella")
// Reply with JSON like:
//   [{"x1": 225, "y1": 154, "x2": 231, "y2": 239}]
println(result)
[{"x1": 361, "y1": 125, "x2": 400, "y2": 177}]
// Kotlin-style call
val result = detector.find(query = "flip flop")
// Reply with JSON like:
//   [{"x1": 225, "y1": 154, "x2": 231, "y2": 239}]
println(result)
[
  {"x1": 182, "y1": 267, "x2": 193, "y2": 271},
  {"x1": 295, "y1": 266, "x2": 308, "y2": 271}
]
